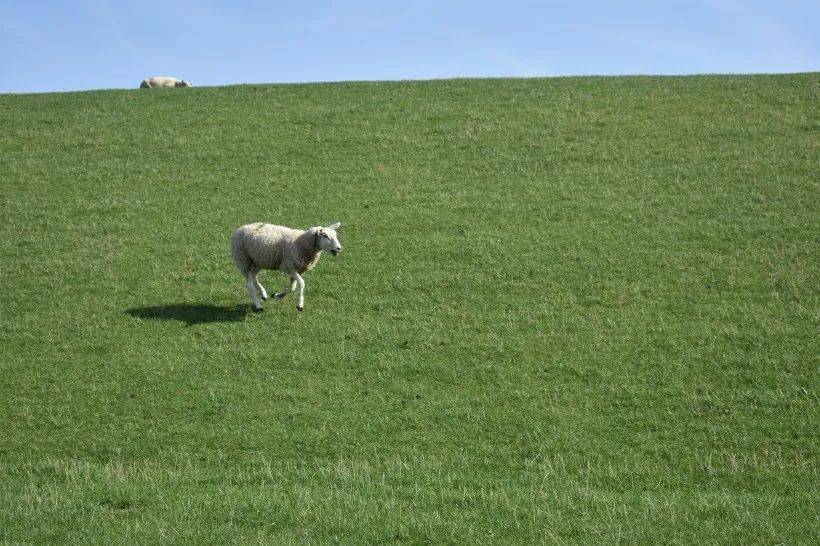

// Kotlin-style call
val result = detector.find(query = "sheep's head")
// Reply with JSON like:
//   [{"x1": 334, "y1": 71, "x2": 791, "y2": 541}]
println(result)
[
  {"x1": 317, "y1": 222, "x2": 343, "y2": 256},
  {"x1": 177, "y1": 80, "x2": 192, "y2": 87}
]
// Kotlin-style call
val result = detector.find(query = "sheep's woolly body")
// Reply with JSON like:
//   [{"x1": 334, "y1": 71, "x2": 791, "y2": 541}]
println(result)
[
  {"x1": 232, "y1": 220, "x2": 342, "y2": 311},
  {"x1": 231, "y1": 223, "x2": 323, "y2": 275},
  {"x1": 139, "y1": 76, "x2": 191, "y2": 88}
]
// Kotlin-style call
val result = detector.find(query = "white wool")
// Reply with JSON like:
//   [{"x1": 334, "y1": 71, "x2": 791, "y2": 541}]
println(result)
[
  {"x1": 231, "y1": 223, "x2": 322, "y2": 276},
  {"x1": 231, "y1": 222, "x2": 342, "y2": 311},
  {"x1": 139, "y1": 76, "x2": 191, "y2": 89}
]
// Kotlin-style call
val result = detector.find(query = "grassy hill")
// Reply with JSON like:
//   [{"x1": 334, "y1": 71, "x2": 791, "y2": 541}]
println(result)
[{"x1": 0, "y1": 74, "x2": 817, "y2": 542}]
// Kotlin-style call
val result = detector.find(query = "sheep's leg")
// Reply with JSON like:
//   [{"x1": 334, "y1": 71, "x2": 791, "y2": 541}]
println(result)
[
  {"x1": 293, "y1": 273, "x2": 306, "y2": 311},
  {"x1": 252, "y1": 273, "x2": 268, "y2": 301},
  {"x1": 274, "y1": 277, "x2": 297, "y2": 300},
  {"x1": 246, "y1": 272, "x2": 263, "y2": 310}
]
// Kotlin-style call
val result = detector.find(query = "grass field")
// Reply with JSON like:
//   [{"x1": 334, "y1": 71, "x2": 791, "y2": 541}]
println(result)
[{"x1": 0, "y1": 73, "x2": 817, "y2": 542}]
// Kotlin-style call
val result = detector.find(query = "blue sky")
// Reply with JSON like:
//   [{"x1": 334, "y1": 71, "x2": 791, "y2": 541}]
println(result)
[{"x1": 1, "y1": 0, "x2": 817, "y2": 94}]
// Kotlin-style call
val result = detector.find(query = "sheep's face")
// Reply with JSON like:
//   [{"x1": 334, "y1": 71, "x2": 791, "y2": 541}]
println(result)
[
  {"x1": 317, "y1": 222, "x2": 342, "y2": 256},
  {"x1": 177, "y1": 80, "x2": 192, "y2": 87}
]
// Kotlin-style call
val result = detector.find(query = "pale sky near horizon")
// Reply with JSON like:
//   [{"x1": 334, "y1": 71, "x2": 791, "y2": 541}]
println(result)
[{"x1": 1, "y1": 0, "x2": 817, "y2": 94}]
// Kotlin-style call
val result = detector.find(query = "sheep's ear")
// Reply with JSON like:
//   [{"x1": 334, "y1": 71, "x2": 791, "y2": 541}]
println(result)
[{"x1": 329, "y1": 221, "x2": 341, "y2": 230}]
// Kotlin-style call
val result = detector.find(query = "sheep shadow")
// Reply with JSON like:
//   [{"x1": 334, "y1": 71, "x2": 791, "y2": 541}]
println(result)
[{"x1": 126, "y1": 303, "x2": 250, "y2": 326}]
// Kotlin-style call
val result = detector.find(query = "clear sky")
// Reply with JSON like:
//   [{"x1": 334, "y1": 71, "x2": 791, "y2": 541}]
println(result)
[{"x1": 1, "y1": 0, "x2": 817, "y2": 94}]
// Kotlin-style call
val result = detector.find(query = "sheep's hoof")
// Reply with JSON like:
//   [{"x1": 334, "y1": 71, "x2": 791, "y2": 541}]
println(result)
[
  {"x1": 297, "y1": 305, "x2": 304, "y2": 312},
  {"x1": 253, "y1": 306, "x2": 264, "y2": 313},
  {"x1": 261, "y1": 295, "x2": 268, "y2": 301}
]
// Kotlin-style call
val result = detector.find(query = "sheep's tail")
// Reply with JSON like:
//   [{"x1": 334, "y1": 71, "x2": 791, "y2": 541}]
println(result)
[{"x1": 231, "y1": 229, "x2": 252, "y2": 276}]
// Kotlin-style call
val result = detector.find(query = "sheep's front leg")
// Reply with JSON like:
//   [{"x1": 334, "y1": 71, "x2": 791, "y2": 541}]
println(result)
[
  {"x1": 293, "y1": 272, "x2": 306, "y2": 311},
  {"x1": 246, "y1": 272, "x2": 263, "y2": 310},
  {"x1": 274, "y1": 277, "x2": 297, "y2": 300}
]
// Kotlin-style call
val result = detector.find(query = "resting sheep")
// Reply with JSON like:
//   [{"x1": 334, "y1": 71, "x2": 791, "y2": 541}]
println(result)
[
  {"x1": 139, "y1": 76, "x2": 192, "y2": 88},
  {"x1": 231, "y1": 222, "x2": 343, "y2": 311}
]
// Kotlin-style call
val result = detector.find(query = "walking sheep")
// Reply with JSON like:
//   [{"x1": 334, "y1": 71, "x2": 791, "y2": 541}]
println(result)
[
  {"x1": 231, "y1": 222, "x2": 343, "y2": 311},
  {"x1": 139, "y1": 76, "x2": 192, "y2": 88}
]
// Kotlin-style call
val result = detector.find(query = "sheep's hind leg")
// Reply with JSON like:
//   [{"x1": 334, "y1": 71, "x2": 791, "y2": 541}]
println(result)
[
  {"x1": 274, "y1": 277, "x2": 297, "y2": 300},
  {"x1": 253, "y1": 272, "x2": 268, "y2": 300},
  {"x1": 246, "y1": 271, "x2": 263, "y2": 310}
]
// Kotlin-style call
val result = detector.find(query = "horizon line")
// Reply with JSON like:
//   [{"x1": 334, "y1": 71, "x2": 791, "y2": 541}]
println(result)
[{"x1": 2, "y1": 70, "x2": 817, "y2": 96}]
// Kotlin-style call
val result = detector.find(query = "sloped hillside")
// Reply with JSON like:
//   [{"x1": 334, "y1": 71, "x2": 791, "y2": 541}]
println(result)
[{"x1": 0, "y1": 74, "x2": 817, "y2": 542}]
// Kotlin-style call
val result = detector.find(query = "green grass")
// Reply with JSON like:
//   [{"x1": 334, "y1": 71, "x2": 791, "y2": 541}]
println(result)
[{"x1": 0, "y1": 73, "x2": 817, "y2": 543}]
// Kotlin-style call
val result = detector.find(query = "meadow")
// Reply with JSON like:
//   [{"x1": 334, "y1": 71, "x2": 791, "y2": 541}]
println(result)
[{"x1": 0, "y1": 73, "x2": 817, "y2": 542}]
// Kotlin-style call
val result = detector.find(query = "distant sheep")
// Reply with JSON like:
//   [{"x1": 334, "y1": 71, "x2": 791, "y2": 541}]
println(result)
[
  {"x1": 231, "y1": 222, "x2": 343, "y2": 311},
  {"x1": 139, "y1": 76, "x2": 191, "y2": 89}
]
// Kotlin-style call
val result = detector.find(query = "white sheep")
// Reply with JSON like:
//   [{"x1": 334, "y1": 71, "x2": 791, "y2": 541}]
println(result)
[
  {"x1": 231, "y1": 222, "x2": 343, "y2": 311},
  {"x1": 139, "y1": 76, "x2": 192, "y2": 89}
]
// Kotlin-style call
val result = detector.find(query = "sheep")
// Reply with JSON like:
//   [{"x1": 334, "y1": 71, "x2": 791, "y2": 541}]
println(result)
[
  {"x1": 231, "y1": 222, "x2": 343, "y2": 311},
  {"x1": 139, "y1": 76, "x2": 192, "y2": 89}
]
